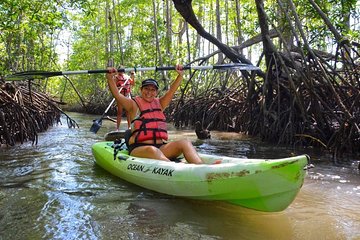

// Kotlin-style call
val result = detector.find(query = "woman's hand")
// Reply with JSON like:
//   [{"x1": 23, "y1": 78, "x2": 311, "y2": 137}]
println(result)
[
  {"x1": 175, "y1": 64, "x2": 184, "y2": 76},
  {"x1": 106, "y1": 67, "x2": 117, "y2": 80}
]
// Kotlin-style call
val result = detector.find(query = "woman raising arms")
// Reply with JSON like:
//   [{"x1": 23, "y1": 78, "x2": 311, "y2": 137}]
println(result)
[{"x1": 106, "y1": 64, "x2": 204, "y2": 164}]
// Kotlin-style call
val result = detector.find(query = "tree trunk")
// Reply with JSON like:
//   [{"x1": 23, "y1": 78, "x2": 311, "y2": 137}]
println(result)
[
  {"x1": 152, "y1": 0, "x2": 167, "y2": 87},
  {"x1": 215, "y1": 0, "x2": 223, "y2": 63},
  {"x1": 234, "y1": 0, "x2": 244, "y2": 48},
  {"x1": 113, "y1": 0, "x2": 124, "y2": 65},
  {"x1": 165, "y1": 0, "x2": 173, "y2": 63},
  {"x1": 254, "y1": 0, "x2": 275, "y2": 109},
  {"x1": 172, "y1": 0, "x2": 253, "y2": 65}
]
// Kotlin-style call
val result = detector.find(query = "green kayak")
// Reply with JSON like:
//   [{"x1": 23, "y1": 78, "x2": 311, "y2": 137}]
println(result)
[{"x1": 92, "y1": 141, "x2": 309, "y2": 212}]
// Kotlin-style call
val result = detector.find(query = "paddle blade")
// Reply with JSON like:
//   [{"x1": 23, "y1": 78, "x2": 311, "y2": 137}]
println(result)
[
  {"x1": 5, "y1": 70, "x2": 62, "y2": 81},
  {"x1": 90, "y1": 119, "x2": 102, "y2": 133}
]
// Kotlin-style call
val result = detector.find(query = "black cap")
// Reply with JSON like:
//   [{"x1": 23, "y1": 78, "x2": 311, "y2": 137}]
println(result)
[
  {"x1": 141, "y1": 79, "x2": 159, "y2": 89},
  {"x1": 117, "y1": 66, "x2": 125, "y2": 73}
]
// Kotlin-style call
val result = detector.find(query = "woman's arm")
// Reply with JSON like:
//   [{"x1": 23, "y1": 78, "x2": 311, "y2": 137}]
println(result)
[
  {"x1": 106, "y1": 68, "x2": 135, "y2": 113},
  {"x1": 159, "y1": 64, "x2": 184, "y2": 109}
]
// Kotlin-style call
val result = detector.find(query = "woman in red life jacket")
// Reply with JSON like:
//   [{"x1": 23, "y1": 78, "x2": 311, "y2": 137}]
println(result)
[
  {"x1": 114, "y1": 68, "x2": 135, "y2": 130},
  {"x1": 106, "y1": 64, "x2": 204, "y2": 164}
]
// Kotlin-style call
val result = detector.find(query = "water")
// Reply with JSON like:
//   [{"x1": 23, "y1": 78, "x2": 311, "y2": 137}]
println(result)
[{"x1": 0, "y1": 112, "x2": 359, "y2": 239}]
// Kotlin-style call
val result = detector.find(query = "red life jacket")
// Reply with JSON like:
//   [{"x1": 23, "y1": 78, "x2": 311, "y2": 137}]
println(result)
[
  {"x1": 131, "y1": 96, "x2": 168, "y2": 143},
  {"x1": 115, "y1": 74, "x2": 131, "y2": 95}
]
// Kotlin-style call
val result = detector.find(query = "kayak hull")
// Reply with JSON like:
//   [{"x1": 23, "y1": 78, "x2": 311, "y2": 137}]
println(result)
[{"x1": 92, "y1": 141, "x2": 309, "y2": 212}]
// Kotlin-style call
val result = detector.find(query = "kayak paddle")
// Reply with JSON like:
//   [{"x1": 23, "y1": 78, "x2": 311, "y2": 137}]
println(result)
[
  {"x1": 5, "y1": 63, "x2": 260, "y2": 81},
  {"x1": 5, "y1": 63, "x2": 260, "y2": 133}
]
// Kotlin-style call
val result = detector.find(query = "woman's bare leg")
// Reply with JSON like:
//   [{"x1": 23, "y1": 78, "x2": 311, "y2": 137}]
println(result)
[
  {"x1": 131, "y1": 146, "x2": 171, "y2": 161},
  {"x1": 126, "y1": 113, "x2": 131, "y2": 129},
  {"x1": 116, "y1": 104, "x2": 123, "y2": 130},
  {"x1": 160, "y1": 140, "x2": 203, "y2": 164}
]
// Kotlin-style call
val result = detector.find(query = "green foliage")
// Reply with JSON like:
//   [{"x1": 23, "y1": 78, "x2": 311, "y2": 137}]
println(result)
[
  {"x1": 0, "y1": 0, "x2": 75, "y2": 74},
  {"x1": 279, "y1": 0, "x2": 359, "y2": 48},
  {"x1": 1, "y1": 0, "x2": 359, "y2": 106}
]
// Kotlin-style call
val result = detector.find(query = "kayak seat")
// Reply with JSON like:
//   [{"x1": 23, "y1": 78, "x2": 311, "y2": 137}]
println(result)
[
  {"x1": 170, "y1": 157, "x2": 183, "y2": 163},
  {"x1": 112, "y1": 139, "x2": 127, "y2": 160},
  {"x1": 124, "y1": 129, "x2": 131, "y2": 149}
]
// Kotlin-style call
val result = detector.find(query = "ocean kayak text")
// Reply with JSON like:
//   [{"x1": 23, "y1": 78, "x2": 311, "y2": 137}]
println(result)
[{"x1": 127, "y1": 163, "x2": 174, "y2": 177}]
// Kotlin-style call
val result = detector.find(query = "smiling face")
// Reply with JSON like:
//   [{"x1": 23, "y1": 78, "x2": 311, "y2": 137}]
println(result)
[{"x1": 140, "y1": 85, "x2": 158, "y2": 102}]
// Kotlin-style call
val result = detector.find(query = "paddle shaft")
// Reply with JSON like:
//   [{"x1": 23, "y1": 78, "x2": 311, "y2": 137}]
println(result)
[
  {"x1": 6, "y1": 63, "x2": 260, "y2": 81},
  {"x1": 49, "y1": 64, "x2": 260, "y2": 75}
]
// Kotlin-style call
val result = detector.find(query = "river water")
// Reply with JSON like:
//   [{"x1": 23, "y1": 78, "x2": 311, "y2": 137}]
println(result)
[{"x1": 0, "y1": 112, "x2": 359, "y2": 240}]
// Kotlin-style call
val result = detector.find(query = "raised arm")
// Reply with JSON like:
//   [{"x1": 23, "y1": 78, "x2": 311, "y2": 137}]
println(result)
[
  {"x1": 106, "y1": 68, "x2": 136, "y2": 113},
  {"x1": 159, "y1": 64, "x2": 184, "y2": 109}
]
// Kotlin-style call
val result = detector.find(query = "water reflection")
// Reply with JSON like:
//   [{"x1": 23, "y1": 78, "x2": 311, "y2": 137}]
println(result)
[{"x1": 0, "y1": 112, "x2": 359, "y2": 239}]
